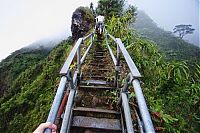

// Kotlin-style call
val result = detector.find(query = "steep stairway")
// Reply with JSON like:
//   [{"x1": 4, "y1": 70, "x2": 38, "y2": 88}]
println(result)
[
  {"x1": 70, "y1": 41, "x2": 123, "y2": 132},
  {"x1": 45, "y1": 32, "x2": 155, "y2": 133}
]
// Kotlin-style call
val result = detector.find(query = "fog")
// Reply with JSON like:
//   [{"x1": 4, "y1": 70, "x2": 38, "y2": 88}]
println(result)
[
  {"x1": 0, "y1": 0, "x2": 98, "y2": 61},
  {"x1": 0, "y1": 0, "x2": 199, "y2": 61},
  {"x1": 128, "y1": 0, "x2": 199, "y2": 47}
]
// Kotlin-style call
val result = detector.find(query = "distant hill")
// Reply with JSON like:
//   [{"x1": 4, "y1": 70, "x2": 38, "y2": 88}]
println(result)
[
  {"x1": 0, "y1": 37, "x2": 66, "y2": 97},
  {"x1": 133, "y1": 10, "x2": 200, "y2": 64}
]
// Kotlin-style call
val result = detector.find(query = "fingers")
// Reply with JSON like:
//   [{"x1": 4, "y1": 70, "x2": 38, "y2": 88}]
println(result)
[{"x1": 33, "y1": 122, "x2": 57, "y2": 133}]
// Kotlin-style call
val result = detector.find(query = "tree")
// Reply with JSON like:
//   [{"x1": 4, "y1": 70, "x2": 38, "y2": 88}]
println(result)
[
  {"x1": 96, "y1": 0, "x2": 125, "y2": 18},
  {"x1": 173, "y1": 24, "x2": 195, "y2": 39},
  {"x1": 90, "y1": 2, "x2": 96, "y2": 16}
]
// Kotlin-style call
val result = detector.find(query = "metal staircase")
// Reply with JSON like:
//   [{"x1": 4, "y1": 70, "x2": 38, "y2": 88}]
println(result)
[{"x1": 44, "y1": 30, "x2": 155, "y2": 133}]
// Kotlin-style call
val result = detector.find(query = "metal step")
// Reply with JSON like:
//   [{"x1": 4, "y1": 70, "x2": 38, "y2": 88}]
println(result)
[
  {"x1": 73, "y1": 107, "x2": 120, "y2": 119},
  {"x1": 79, "y1": 85, "x2": 114, "y2": 90},
  {"x1": 71, "y1": 116, "x2": 121, "y2": 131},
  {"x1": 94, "y1": 56, "x2": 106, "y2": 58},
  {"x1": 80, "y1": 80, "x2": 112, "y2": 85},
  {"x1": 89, "y1": 63, "x2": 105, "y2": 66},
  {"x1": 73, "y1": 107, "x2": 120, "y2": 115},
  {"x1": 82, "y1": 76, "x2": 114, "y2": 81}
]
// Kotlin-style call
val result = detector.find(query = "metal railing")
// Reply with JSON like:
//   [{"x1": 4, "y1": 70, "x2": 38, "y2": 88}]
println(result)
[
  {"x1": 105, "y1": 32, "x2": 155, "y2": 133},
  {"x1": 45, "y1": 29, "x2": 155, "y2": 133},
  {"x1": 45, "y1": 32, "x2": 94, "y2": 133}
]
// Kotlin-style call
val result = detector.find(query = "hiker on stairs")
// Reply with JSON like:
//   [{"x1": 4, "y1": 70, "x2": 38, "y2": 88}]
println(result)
[{"x1": 95, "y1": 15, "x2": 105, "y2": 38}]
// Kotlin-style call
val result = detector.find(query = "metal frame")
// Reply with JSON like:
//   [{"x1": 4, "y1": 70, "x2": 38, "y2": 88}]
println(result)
[
  {"x1": 45, "y1": 32, "x2": 94, "y2": 133},
  {"x1": 106, "y1": 33, "x2": 155, "y2": 133},
  {"x1": 45, "y1": 30, "x2": 155, "y2": 133}
]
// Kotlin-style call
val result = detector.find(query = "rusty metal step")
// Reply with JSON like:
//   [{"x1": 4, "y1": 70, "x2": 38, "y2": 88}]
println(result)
[{"x1": 71, "y1": 116, "x2": 121, "y2": 131}]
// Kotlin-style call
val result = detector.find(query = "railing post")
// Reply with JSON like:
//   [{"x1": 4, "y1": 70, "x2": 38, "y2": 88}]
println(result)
[
  {"x1": 120, "y1": 75, "x2": 134, "y2": 133},
  {"x1": 91, "y1": 33, "x2": 94, "y2": 44},
  {"x1": 115, "y1": 43, "x2": 120, "y2": 88},
  {"x1": 77, "y1": 43, "x2": 81, "y2": 74},
  {"x1": 60, "y1": 71, "x2": 77, "y2": 133}
]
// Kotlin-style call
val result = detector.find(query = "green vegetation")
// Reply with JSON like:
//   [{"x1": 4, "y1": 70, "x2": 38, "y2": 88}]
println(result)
[
  {"x1": 106, "y1": 7, "x2": 200, "y2": 132},
  {"x1": 96, "y1": 0, "x2": 125, "y2": 18},
  {"x1": 133, "y1": 10, "x2": 200, "y2": 64},
  {"x1": 0, "y1": 39, "x2": 72, "y2": 132},
  {"x1": 75, "y1": 6, "x2": 94, "y2": 24},
  {"x1": 0, "y1": 48, "x2": 49, "y2": 97},
  {"x1": 0, "y1": 1, "x2": 199, "y2": 132}
]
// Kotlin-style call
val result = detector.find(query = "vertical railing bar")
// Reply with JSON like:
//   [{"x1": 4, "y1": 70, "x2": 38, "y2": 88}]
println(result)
[
  {"x1": 60, "y1": 71, "x2": 78, "y2": 133},
  {"x1": 80, "y1": 34, "x2": 94, "y2": 64},
  {"x1": 116, "y1": 38, "x2": 141, "y2": 78},
  {"x1": 134, "y1": 108, "x2": 144, "y2": 133},
  {"x1": 121, "y1": 92, "x2": 135, "y2": 133},
  {"x1": 77, "y1": 43, "x2": 81, "y2": 74},
  {"x1": 105, "y1": 34, "x2": 117, "y2": 66},
  {"x1": 115, "y1": 42, "x2": 120, "y2": 88},
  {"x1": 60, "y1": 38, "x2": 83, "y2": 75},
  {"x1": 60, "y1": 89, "x2": 75, "y2": 133}
]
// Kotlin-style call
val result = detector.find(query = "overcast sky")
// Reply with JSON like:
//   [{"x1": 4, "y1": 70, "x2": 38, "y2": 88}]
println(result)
[
  {"x1": 129, "y1": 0, "x2": 199, "y2": 46},
  {"x1": 0, "y1": 0, "x2": 98, "y2": 61},
  {"x1": 0, "y1": 0, "x2": 199, "y2": 61}
]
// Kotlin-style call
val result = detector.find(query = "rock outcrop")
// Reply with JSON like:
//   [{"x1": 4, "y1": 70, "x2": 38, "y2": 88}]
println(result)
[{"x1": 71, "y1": 7, "x2": 94, "y2": 40}]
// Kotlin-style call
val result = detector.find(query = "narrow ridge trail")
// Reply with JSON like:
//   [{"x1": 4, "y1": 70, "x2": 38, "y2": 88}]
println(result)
[{"x1": 70, "y1": 41, "x2": 122, "y2": 132}]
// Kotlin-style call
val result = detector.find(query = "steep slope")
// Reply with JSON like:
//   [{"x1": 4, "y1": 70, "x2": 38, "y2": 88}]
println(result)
[
  {"x1": 0, "y1": 6, "x2": 94, "y2": 132},
  {"x1": 133, "y1": 10, "x2": 200, "y2": 64},
  {"x1": 0, "y1": 47, "x2": 49, "y2": 97},
  {"x1": 107, "y1": 12, "x2": 200, "y2": 132},
  {"x1": 0, "y1": 38, "x2": 73, "y2": 132}
]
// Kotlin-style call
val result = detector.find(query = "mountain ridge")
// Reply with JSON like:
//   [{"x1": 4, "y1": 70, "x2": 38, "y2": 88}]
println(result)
[{"x1": 133, "y1": 10, "x2": 200, "y2": 64}]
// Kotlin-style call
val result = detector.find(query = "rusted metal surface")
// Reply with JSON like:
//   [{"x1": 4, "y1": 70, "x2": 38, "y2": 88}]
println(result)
[
  {"x1": 55, "y1": 91, "x2": 69, "y2": 126},
  {"x1": 72, "y1": 116, "x2": 121, "y2": 131}
]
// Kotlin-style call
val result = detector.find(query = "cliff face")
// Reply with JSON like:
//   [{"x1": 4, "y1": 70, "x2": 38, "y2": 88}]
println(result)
[{"x1": 71, "y1": 7, "x2": 94, "y2": 40}]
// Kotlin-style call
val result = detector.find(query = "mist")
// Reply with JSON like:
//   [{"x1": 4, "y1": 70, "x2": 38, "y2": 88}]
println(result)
[
  {"x1": 0, "y1": 0, "x2": 98, "y2": 61},
  {"x1": 128, "y1": 0, "x2": 199, "y2": 47}
]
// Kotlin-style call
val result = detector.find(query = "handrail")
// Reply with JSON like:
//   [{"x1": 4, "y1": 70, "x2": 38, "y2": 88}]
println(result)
[
  {"x1": 106, "y1": 32, "x2": 155, "y2": 133},
  {"x1": 105, "y1": 34, "x2": 117, "y2": 66},
  {"x1": 45, "y1": 76, "x2": 68, "y2": 133},
  {"x1": 45, "y1": 29, "x2": 155, "y2": 132},
  {"x1": 45, "y1": 32, "x2": 94, "y2": 133},
  {"x1": 60, "y1": 38, "x2": 83, "y2": 75},
  {"x1": 116, "y1": 38, "x2": 141, "y2": 78},
  {"x1": 120, "y1": 74, "x2": 135, "y2": 133},
  {"x1": 60, "y1": 32, "x2": 94, "y2": 75},
  {"x1": 107, "y1": 34, "x2": 141, "y2": 78},
  {"x1": 132, "y1": 78, "x2": 155, "y2": 133},
  {"x1": 60, "y1": 71, "x2": 78, "y2": 133},
  {"x1": 81, "y1": 34, "x2": 94, "y2": 64},
  {"x1": 83, "y1": 32, "x2": 93, "y2": 41}
]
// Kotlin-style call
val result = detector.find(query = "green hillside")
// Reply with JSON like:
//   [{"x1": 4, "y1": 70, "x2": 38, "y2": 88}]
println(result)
[
  {"x1": 0, "y1": 1, "x2": 199, "y2": 133},
  {"x1": 0, "y1": 39, "x2": 73, "y2": 132},
  {"x1": 133, "y1": 10, "x2": 200, "y2": 64}
]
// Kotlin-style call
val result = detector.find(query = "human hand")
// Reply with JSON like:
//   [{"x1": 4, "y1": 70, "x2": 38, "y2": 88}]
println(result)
[{"x1": 33, "y1": 122, "x2": 57, "y2": 133}]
